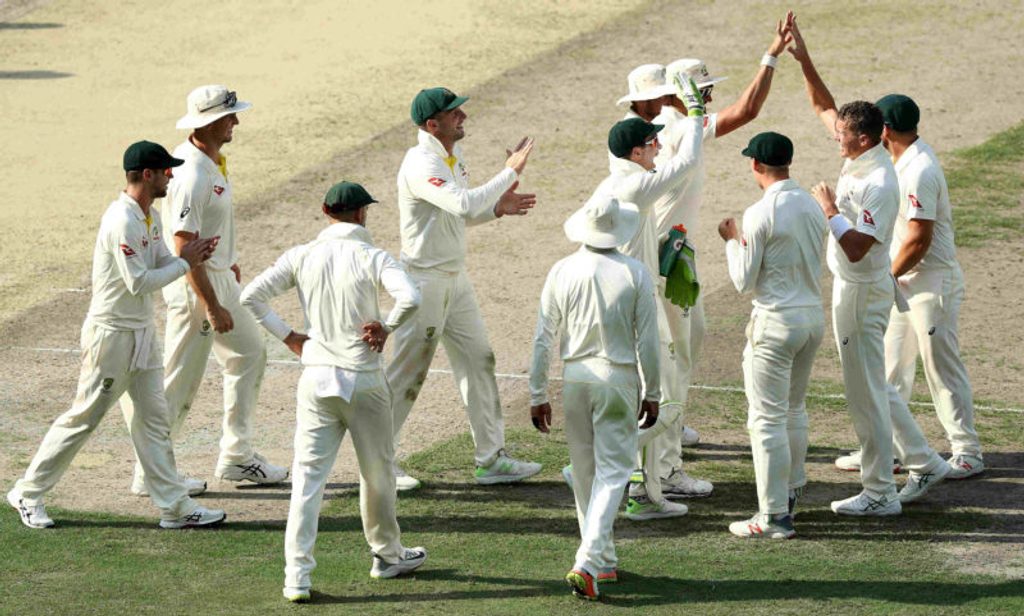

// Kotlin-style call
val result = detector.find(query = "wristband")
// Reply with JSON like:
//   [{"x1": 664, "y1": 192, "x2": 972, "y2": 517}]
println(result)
[
  {"x1": 828, "y1": 214, "x2": 853, "y2": 240},
  {"x1": 761, "y1": 53, "x2": 778, "y2": 68}
]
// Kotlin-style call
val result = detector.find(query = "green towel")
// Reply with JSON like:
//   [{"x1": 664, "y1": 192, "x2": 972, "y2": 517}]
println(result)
[{"x1": 658, "y1": 226, "x2": 700, "y2": 309}]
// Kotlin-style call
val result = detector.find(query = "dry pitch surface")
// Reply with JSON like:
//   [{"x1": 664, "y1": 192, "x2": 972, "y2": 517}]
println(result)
[{"x1": 1, "y1": 0, "x2": 1022, "y2": 566}]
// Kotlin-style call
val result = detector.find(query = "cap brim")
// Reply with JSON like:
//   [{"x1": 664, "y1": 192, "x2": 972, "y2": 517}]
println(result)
[
  {"x1": 741, "y1": 146, "x2": 753, "y2": 158},
  {"x1": 444, "y1": 95, "x2": 469, "y2": 112},
  {"x1": 176, "y1": 100, "x2": 253, "y2": 129},
  {"x1": 563, "y1": 202, "x2": 641, "y2": 249},
  {"x1": 167, "y1": 156, "x2": 186, "y2": 168},
  {"x1": 616, "y1": 84, "x2": 677, "y2": 108}
]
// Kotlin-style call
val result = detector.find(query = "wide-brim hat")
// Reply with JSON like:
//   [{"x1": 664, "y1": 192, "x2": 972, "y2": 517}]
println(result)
[
  {"x1": 176, "y1": 84, "x2": 252, "y2": 130},
  {"x1": 666, "y1": 58, "x2": 727, "y2": 89},
  {"x1": 616, "y1": 63, "x2": 677, "y2": 108},
  {"x1": 564, "y1": 191, "x2": 640, "y2": 249}
]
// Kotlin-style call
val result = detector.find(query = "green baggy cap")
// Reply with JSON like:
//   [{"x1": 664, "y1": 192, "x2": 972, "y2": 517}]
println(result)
[
  {"x1": 876, "y1": 94, "x2": 920, "y2": 132},
  {"x1": 123, "y1": 140, "x2": 184, "y2": 171},
  {"x1": 608, "y1": 117, "x2": 664, "y2": 159},
  {"x1": 411, "y1": 87, "x2": 468, "y2": 125},
  {"x1": 741, "y1": 131, "x2": 794, "y2": 166},
  {"x1": 324, "y1": 181, "x2": 378, "y2": 213}
]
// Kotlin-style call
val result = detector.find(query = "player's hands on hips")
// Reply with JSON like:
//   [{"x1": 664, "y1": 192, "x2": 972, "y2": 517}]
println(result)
[
  {"x1": 718, "y1": 217, "x2": 740, "y2": 241},
  {"x1": 786, "y1": 13, "x2": 810, "y2": 63},
  {"x1": 283, "y1": 331, "x2": 309, "y2": 357},
  {"x1": 531, "y1": 402, "x2": 552, "y2": 433},
  {"x1": 230, "y1": 263, "x2": 241, "y2": 283},
  {"x1": 673, "y1": 75, "x2": 705, "y2": 117},
  {"x1": 179, "y1": 236, "x2": 219, "y2": 268},
  {"x1": 768, "y1": 11, "x2": 795, "y2": 56},
  {"x1": 504, "y1": 137, "x2": 535, "y2": 175},
  {"x1": 208, "y1": 303, "x2": 234, "y2": 333},
  {"x1": 361, "y1": 321, "x2": 389, "y2": 352},
  {"x1": 638, "y1": 399, "x2": 659, "y2": 429},
  {"x1": 494, "y1": 181, "x2": 537, "y2": 218},
  {"x1": 810, "y1": 182, "x2": 840, "y2": 217}
]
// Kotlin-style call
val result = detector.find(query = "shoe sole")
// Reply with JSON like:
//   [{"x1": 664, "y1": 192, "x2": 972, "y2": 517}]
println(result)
[
  {"x1": 830, "y1": 505, "x2": 902, "y2": 516},
  {"x1": 370, "y1": 554, "x2": 427, "y2": 579},
  {"x1": 475, "y1": 470, "x2": 542, "y2": 485},
  {"x1": 159, "y1": 512, "x2": 227, "y2": 529},
  {"x1": 565, "y1": 573, "x2": 599, "y2": 601},
  {"x1": 395, "y1": 482, "x2": 422, "y2": 492},
  {"x1": 947, "y1": 467, "x2": 984, "y2": 480},
  {"x1": 131, "y1": 482, "x2": 208, "y2": 498},
  {"x1": 835, "y1": 464, "x2": 904, "y2": 474},
  {"x1": 215, "y1": 473, "x2": 289, "y2": 484},
  {"x1": 662, "y1": 489, "x2": 713, "y2": 500},
  {"x1": 283, "y1": 591, "x2": 311, "y2": 603},
  {"x1": 625, "y1": 510, "x2": 688, "y2": 521},
  {"x1": 7, "y1": 492, "x2": 55, "y2": 529},
  {"x1": 729, "y1": 527, "x2": 796, "y2": 539}
]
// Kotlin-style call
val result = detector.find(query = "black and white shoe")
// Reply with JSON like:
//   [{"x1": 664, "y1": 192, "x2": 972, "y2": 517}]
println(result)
[
  {"x1": 159, "y1": 506, "x2": 227, "y2": 529},
  {"x1": 215, "y1": 453, "x2": 288, "y2": 484},
  {"x1": 370, "y1": 547, "x2": 427, "y2": 579},
  {"x1": 7, "y1": 489, "x2": 55, "y2": 529},
  {"x1": 830, "y1": 491, "x2": 901, "y2": 516}
]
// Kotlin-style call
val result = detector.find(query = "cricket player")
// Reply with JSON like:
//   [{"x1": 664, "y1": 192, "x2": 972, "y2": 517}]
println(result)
[
  {"x1": 718, "y1": 132, "x2": 827, "y2": 538},
  {"x1": 651, "y1": 13, "x2": 794, "y2": 492},
  {"x1": 129, "y1": 85, "x2": 288, "y2": 494},
  {"x1": 8, "y1": 141, "x2": 226, "y2": 530},
  {"x1": 241, "y1": 181, "x2": 426, "y2": 603},
  {"x1": 790, "y1": 18, "x2": 950, "y2": 514},
  {"x1": 387, "y1": 87, "x2": 542, "y2": 489},
  {"x1": 595, "y1": 75, "x2": 706, "y2": 520},
  {"x1": 530, "y1": 192, "x2": 659, "y2": 601}
]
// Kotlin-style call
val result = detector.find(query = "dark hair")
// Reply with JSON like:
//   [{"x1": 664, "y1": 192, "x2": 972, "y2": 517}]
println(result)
[
  {"x1": 837, "y1": 101, "x2": 884, "y2": 144},
  {"x1": 126, "y1": 170, "x2": 145, "y2": 183}
]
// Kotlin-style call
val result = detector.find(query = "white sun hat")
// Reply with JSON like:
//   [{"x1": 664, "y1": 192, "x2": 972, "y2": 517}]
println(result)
[
  {"x1": 176, "y1": 85, "x2": 252, "y2": 130},
  {"x1": 665, "y1": 58, "x2": 728, "y2": 89},
  {"x1": 616, "y1": 63, "x2": 677, "y2": 108},
  {"x1": 564, "y1": 191, "x2": 640, "y2": 249}
]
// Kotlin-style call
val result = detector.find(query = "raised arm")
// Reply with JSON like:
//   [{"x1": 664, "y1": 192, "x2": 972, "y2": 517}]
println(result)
[{"x1": 787, "y1": 15, "x2": 838, "y2": 135}]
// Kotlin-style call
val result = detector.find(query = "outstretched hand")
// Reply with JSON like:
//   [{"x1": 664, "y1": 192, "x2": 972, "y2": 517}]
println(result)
[
  {"x1": 504, "y1": 137, "x2": 535, "y2": 175},
  {"x1": 768, "y1": 10, "x2": 795, "y2": 56},
  {"x1": 786, "y1": 13, "x2": 809, "y2": 62},
  {"x1": 495, "y1": 181, "x2": 537, "y2": 218}
]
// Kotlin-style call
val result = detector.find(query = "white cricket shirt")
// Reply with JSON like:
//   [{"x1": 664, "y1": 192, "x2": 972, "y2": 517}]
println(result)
[
  {"x1": 161, "y1": 139, "x2": 237, "y2": 272},
  {"x1": 87, "y1": 192, "x2": 190, "y2": 331},
  {"x1": 827, "y1": 142, "x2": 900, "y2": 283},
  {"x1": 725, "y1": 179, "x2": 827, "y2": 311},
  {"x1": 396, "y1": 130, "x2": 518, "y2": 272},
  {"x1": 529, "y1": 247, "x2": 660, "y2": 405},
  {"x1": 241, "y1": 222, "x2": 420, "y2": 372},
  {"x1": 652, "y1": 108, "x2": 718, "y2": 239},
  {"x1": 890, "y1": 139, "x2": 958, "y2": 273}
]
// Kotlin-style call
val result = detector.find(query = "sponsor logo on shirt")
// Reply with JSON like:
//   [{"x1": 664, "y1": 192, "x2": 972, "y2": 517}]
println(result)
[
  {"x1": 213, "y1": 185, "x2": 225, "y2": 196},
  {"x1": 180, "y1": 205, "x2": 191, "y2": 219},
  {"x1": 101, "y1": 377, "x2": 114, "y2": 393},
  {"x1": 428, "y1": 177, "x2": 446, "y2": 187},
  {"x1": 908, "y1": 194, "x2": 923, "y2": 209},
  {"x1": 119, "y1": 244, "x2": 137, "y2": 257},
  {"x1": 141, "y1": 238, "x2": 148, "y2": 248},
  {"x1": 862, "y1": 210, "x2": 876, "y2": 227},
  {"x1": 457, "y1": 162, "x2": 468, "y2": 179},
  {"x1": 201, "y1": 320, "x2": 212, "y2": 337}
]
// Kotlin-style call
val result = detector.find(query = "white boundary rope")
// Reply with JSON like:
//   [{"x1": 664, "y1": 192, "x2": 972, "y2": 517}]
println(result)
[{"x1": 9, "y1": 345, "x2": 1023, "y2": 415}]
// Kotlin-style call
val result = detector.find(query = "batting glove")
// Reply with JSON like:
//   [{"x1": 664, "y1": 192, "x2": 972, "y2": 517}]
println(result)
[{"x1": 673, "y1": 74, "x2": 706, "y2": 117}]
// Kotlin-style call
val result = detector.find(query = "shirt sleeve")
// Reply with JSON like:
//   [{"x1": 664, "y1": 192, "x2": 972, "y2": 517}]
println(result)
[
  {"x1": 240, "y1": 248, "x2": 299, "y2": 341},
  {"x1": 529, "y1": 265, "x2": 563, "y2": 407},
  {"x1": 406, "y1": 152, "x2": 517, "y2": 223},
  {"x1": 153, "y1": 220, "x2": 189, "y2": 270},
  {"x1": 725, "y1": 201, "x2": 769, "y2": 294},
  {"x1": 377, "y1": 251, "x2": 421, "y2": 332},
  {"x1": 633, "y1": 266, "x2": 661, "y2": 401},
  {"x1": 165, "y1": 168, "x2": 211, "y2": 236},
  {"x1": 629, "y1": 116, "x2": 704, "y2": 211},
  {"x1": 904, "y1": 164, "x2": 940, "y2": 222},
  {"x1": 111, "y1": 221, "x2": 189, "y2": 296}
]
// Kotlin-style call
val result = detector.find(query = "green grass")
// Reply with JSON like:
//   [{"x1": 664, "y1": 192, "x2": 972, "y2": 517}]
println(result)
[
  {"x1": 945, "y1": 122, "x2": 1024, "y2": 247},
  {"x1": 4, "y1": 387, "x2": 1023, "y2": 615}
]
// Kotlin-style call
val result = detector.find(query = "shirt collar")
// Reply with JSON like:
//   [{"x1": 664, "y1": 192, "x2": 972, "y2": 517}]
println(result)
[
  {"x1": 842, "y1": 141, "x2": 889, "y2": 178},
  {"x1": 894, "y1": 138, "x2": 927, "y2": 173},
  {"x1": 417, "y1": 129, "x2": 459, "y2": 161},
  {"x1": 609, "y1": 154, "x2": 649, "y2": 176},
  {"x1": 762, "y1": 178, "x2": 798, "y2": 198},
  {"x1": 118, "y1": 192, "x2": 147, "y2": 222},
  {"x1": 317, "y1": 221, "x2": 374, "y2": 244}
]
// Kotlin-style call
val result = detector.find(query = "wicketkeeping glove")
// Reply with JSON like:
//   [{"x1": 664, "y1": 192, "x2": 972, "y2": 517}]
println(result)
[{"x1": 672, "y1": 74, "x2": 706, "y2": 117}]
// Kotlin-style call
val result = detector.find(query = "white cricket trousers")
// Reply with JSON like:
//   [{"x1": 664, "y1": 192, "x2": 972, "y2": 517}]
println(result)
[
  {"x1": 284, "y1": 368, "x2": 403, "y2": 591},
  {"x1": 563, "y1": 359, "x2": 639, "y2": 576},
  {"x1": 134, "y1": 269, "x2": 267, "y2": 481},
  {"x1": 832, "y1": 275, "x2": 898, "y2": 500},
  {"x1": 387, "y1": 267, "x2": 503, "y2": 467},
  {"x1": 16, "y1": 321, "x2": 196, "y2": 520},
  {"x1": 742, "y1": 307, "x2": 824, "y2": 514},
  {"x1": 886, "y1": 264, "x2": 980, "y2": 457}
]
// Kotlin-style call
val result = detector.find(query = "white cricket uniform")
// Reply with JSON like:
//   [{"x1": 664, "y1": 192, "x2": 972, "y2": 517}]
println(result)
[
  {"x1": 136, "y1": 139, "x2": 267, "y2": 481},
  {"x1": 530, "y1": 246, "x2": 659, "y2": 576},
  {"x1": 240, "y1": 222, "x2": 420, "y2": 592},
  {"x1": 885, "y1": 139, "x2": 980, "y2": 457},
  {"x1": 597, "y1": 115, "x2": 702, "y2": 501},
  {"x1": 387, "y1": 129, "x2": 519, "y2": 467},
  {"x1": 648, "y1": 107, "x2": 718, "y2": 477},
  {"x1": 725, "y1": 179, "x2": 827, "y2": 514},
  {"x1": 15, "y1": 193, "x2": 198, "y2": 520}
]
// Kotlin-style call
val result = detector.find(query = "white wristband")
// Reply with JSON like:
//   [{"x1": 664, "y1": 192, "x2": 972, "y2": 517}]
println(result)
[
  {"x1": 761, "y1": 53, "x2": 778, "y2": 68},
  {"x1": 829, "y1": 214, "x2": 853, "y2": 240}
]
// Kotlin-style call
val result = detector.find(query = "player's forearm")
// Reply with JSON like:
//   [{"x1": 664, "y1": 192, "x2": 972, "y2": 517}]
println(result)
[
  {"x1": 891, "y1": 238, "x2": 932, "y2": 278},
  {"x1": 184, "y1": 264, "x2": 222, "y2": 311},
  {"x1": 717, "y1": 65, "x2": 775, "y2": 138},
  {"x1": 837, "y1": 231, "x2": 876, "y2": 263},
  {"x1": 797, "y1": 56, "x2": 837, "y2": 125}
]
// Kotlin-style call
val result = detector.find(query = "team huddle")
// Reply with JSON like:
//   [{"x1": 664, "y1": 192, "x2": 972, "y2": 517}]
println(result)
[{"x1": 7, "y1": 13, "x2": 983, "y2": 603}]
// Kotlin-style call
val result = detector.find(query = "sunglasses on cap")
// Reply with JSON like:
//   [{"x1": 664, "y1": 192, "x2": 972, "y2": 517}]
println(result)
[
  {"x1": 199, "y1": 90, "x2": 238, "y2": 113},
  {"x1": 700, "y1": 86, "x2": 714, "y2": 100},
  {"x1": 643, "y1": 135, "x2": 660, "y2": 148}
]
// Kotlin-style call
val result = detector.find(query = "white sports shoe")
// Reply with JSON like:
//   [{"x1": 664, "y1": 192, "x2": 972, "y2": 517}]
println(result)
[
  {"x1": 370, "y1": 547, "x2": 427, "y2": 579},
  {"x1": 946, "y1": 453, "x2": 984, "y2": 479},
  {"x1": 898, "y1": 462, "x2": 951, "y2": 504},
  {"x1": 131, "y1": 473, "x2": 207, "y2": 497},
  {"x1": 158, "y1": 505, "x2": 226, "y2": 529},
  {"x1": 680, "y1": 425, "x2": 701, "y2": 447},
  {"x1": 561, "y1": 464, "x2": 573, "y2": 489},
  {"x1": 215, "y1": 453, "x2": 289, "y2": 484},
  {"x1": 660, "y1": 468, "x2": 713, "y2": 499},
  {"x1": 282, "y1": 587, "x2": 311, "y2": 603},
  {"x1": 393, "y1": 462, "x2": 422, "y2": 492},
  {"x1": 474, "y1": 450, "x2": 542, "y2": 485},
  {"x1": 728, "y1": 513, "x2": 796, "y2": 539},
  {"x1": 625, "y1": 494, "x2": 689, "y2": 521},
  {"x1": 830, "y1": 491, "x2": 902, "y2": 516},
  {"x1": 7, "y1": 489, "x2": 55, "y2": 529},
  {"x1": 834, "y1": 450, "x2": 903, "y2": 474}
]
